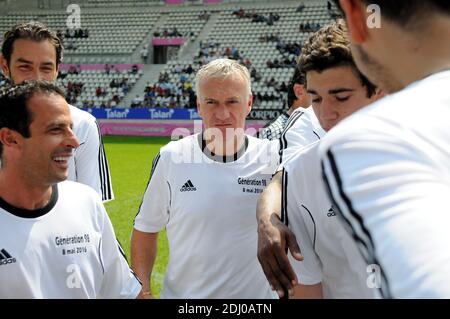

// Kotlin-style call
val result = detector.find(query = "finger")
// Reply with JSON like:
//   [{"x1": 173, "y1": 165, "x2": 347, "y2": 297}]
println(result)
[
  {"x1": 260, "y1": 246, "x2": 291, "y2": 297},
  {"x1": 266, "y1": 260, "x2": 286, "y2": 298},
  {"x1": 273, "y1": 248, "x2": 297, "y2": 295},
  {"x1": 258, "y1": 254, "x2": 284, "y2": 295},
  {"x1": 270, "y1": 248, "x2": 296, "y2": 292},
  {"x1": 286, "y1": 231, "x2": 303, "y2": 262},
  {"x1": 276, "y1": 250, "x2": 298, "y2": 295}
]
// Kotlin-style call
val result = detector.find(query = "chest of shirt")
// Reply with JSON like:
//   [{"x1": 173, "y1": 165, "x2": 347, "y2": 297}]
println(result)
[
  {"x1": 167, "y1": 162, "x2": 273, "y2": 226},
  {"x1": 0, "y1": 213, "x2": 104, "y2": 288}
]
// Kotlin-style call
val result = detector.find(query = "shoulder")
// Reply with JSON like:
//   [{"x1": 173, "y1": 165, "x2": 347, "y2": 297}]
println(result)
[
  {"x1": 282, "y1": 142, "x2": 321, "y2": 184},
  {"x1": 56, "y1": 181, "x2": 109, "y2": 229},
  {"x1": 69, "y1": 104, "x2": 98, "y2": 126},
  {"x1": 284, "y1": 107, "x2": 308, "y2": 130},
  {"x1": 58, "y1": 180, "x2": 101, "y2": 201},
  {"x1": 160, "y1": 134, "x2": 197, "y2": 155},
  {"x1": 156, "y1": 134, "x2": 199, "y2": 165},
  {"x1": 263, "y1": 112, "x2": 289, "y2": 129},
  {"x1": 284, "y1": 141, "x2": 320, "y2": 168},
  {"x1": 246, "y1": 135, "x2": 280, "y2": 158}
]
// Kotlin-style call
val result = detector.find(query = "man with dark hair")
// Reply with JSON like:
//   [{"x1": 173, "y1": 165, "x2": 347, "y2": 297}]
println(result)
[
  {"x1": 277, "y1": 19, "x2": 377, "y2": 164},
  {"x1": 0, "y1": 81, "x2": 142, "y2": 298},
  {"x1": 320, "y1": 1, "x2": 450, "y2": 297},
  {"x1": 258, "y1": 66, "x2": 310, "y2": 140},
  {"x1": 256, "y1": 20, "x2": 383, "y2": 299},
  {"x1": 0, "y1": 22, "x2": 114, "y2": 202}
]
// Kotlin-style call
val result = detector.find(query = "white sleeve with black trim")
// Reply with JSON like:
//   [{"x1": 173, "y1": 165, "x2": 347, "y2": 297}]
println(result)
[
  {"x1": 97, "y1": 201, "x2": 142, "y2": 299},
  {"x1": 279, "y1": 109, "x2": 323, "y2": 164},
  {"x1": 73, "y1": 116, "x2": 114, "y2": 202},
  {"x1": 320, "y1": 132, "x2": 450, "y2": 298},
  {"x1": 134, "y1": 151, "x2": 171, "y2": 233},
  {"x1": 281, "y1": 168, "x2": 323, "y2": 285}
]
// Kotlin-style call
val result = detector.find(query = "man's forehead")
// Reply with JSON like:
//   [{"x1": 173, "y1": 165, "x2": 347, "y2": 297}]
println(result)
[
  {"x1": 11, "y1": 39, "x2": 57, "y2": 60},
  {"x1": 27, "y1": 92, "x2": 68, "y2": 113},
  {"x1": 307, "y1": 68, "x2": 362, "y2": 92},
  {"x1": 199, "y1": 76, "x2": 248, "y2": 96}
]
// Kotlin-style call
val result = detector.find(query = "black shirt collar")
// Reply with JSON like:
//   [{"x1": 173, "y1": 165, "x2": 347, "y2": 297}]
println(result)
[
  {"x1": 0, "y1": 184, "x2": 58, "y2": 219},
  {"x1": 198, "y1": 133, "x2": 249, "y2": 163}
]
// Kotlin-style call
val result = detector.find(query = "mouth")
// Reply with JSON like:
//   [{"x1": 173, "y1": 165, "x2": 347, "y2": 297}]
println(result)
[{"x1": 52, "y1": 155, "x2": 72, "y2": 168}]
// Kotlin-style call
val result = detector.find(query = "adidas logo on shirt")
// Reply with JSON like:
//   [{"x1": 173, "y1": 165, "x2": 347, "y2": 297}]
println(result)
[
  {"x1": 0, "y1": 249, "x2": 16, "y2": 266},
  {"x1": 327, "y1": 207, "x2": 337, "y2": 217},
  {"x1": 180, "y1": 180, "x2": 197, "y2": 192}
]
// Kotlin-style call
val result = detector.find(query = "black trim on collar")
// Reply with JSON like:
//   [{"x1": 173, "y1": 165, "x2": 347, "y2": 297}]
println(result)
[
  {"x1": 0, "y1": 184, "x2": 58, "y2": 219},
  {"x1": 198, "y1": 133, "x2": 249, "y2": 163}
]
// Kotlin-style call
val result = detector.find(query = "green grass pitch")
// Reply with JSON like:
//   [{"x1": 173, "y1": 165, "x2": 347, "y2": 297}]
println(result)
[{"x1": 103, "y1": 135, "x2": 171, "y2": 298}]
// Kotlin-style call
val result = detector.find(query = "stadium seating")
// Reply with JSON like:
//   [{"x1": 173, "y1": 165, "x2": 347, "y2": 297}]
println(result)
[
  {"x1": 144, "y1": 1, "x2": 333, "y2": 110},
  {"x1": 154, "y1": 10, "x2": 208, "y2": 40},
  {"x1": 57, "y1": 64, "x2": 144, "y2": 107},
  {"x1": 0, "y1": 11, "x2": 160, "y2": 54},
  {"x1": 0, "y1": 0, "x2": 334, "y2": 109}
]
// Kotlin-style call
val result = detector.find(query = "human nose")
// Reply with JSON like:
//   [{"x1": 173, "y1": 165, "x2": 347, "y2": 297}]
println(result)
[
  {"x1": 319, "y1": 100, "x2": 339, "y2": 121},
  {"x1": 215, "y1": 104, "x2": 230, "y2": 120},
  {"x1": 66, "y1": 128, "x2": 80, "y2": 150}
]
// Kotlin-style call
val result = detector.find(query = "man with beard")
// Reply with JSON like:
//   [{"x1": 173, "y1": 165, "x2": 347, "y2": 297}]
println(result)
[
  {"x1": 0, "y1": 22, "x2": 114, "y2": 202},
  {"x1": 319, "y1": 0, "x2": 450, "y2": 298}
]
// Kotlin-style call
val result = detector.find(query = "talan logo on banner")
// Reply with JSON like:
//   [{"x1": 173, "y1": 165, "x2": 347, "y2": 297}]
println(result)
[
  {"x1": 149, "y1": 109, "x2": 175, "y2": 120},
  {"x1": 187, "y1": 109, "x2": 200, "y2": 120},
  {"x1": 83, "y1": 108, "x2": 202, "y2": 120},
  {"x1": 106, "y1": 109, "x2": 130, "y2": 119}
]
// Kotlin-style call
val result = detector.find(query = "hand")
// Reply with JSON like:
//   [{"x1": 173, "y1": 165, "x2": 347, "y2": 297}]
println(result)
[
  {"x1": 138, "y1": 290, "x2": 155, "y2": 299},
  {"x1": 257, "y1": 213, "x2": 303, "y2": 298}
]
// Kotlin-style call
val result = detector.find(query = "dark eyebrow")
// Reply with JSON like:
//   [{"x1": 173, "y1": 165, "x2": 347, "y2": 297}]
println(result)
[
  {"x1": 16, "y1": 58, "x2": 54, "y2": 67},
  {"x1": 40, "y1": 62, "x2": 55, "y2": 67},
  {"x1": 328, "y1": 88, "x2": 355, "y2": 94},
  {"x1": 16, "y1": 57, "x2": 33, "y2": 65},
  {"x1": 307, "y1": 88, "x2": 355, "y2": 95},
  {"x1": 45, "y1": 122, "x2": 66, "y2": 130}
]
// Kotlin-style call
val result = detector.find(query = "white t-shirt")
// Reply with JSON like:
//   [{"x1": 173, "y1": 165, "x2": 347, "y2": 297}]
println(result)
[
  {"x1": 280, "y1": 142, "x2": 375, "y2": 299},
  {"x1": 279, "y1": 107, "x2": 326, "y2": 163},
  {"x1": 320, "y1": 70, "x2": 450, "y2": 298},
  {"x1": 69, "y1": 105, "x2": 114, "y2": 202},
  {"x1": 0, "y1": 181, "x2": 141, "y2": 299},
  {"x1": 134, "y1": 134, "x2": 279, "y2": 299}
]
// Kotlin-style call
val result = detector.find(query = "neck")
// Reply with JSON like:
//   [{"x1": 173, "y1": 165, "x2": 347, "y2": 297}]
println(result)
[
  {"x1": 0, "y1": 170, "x2": 54, "y2": 211},
  {"x1": 287, "y1": 103, "x2": 307, "y2": 115},
  {"x1": 203, "y1": 132, "x2": 246, "y2": 157}
]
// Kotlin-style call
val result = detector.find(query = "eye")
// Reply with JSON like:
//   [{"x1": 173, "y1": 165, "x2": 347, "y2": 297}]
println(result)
[
  {"x1": 312, "y1": 98, "x2": 321, "y2": 103},
  {"x1": 336, "y1": 96, "x2": 350, "y2": 102},
  {"x1": 49, "y1": 127, "x2": 62, "y2": 134}
]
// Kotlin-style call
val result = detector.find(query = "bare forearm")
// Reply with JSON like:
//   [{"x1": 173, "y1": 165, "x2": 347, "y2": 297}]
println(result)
[
  {"x1": 256, "y1": 170, "x2": 302, "y2": 298},
  {"x1": 256, "y1": 170, "x2": 282, "y2": 225},
  {"x1": 131, "y1": 229, "x2": 158, "y2": 293}
]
